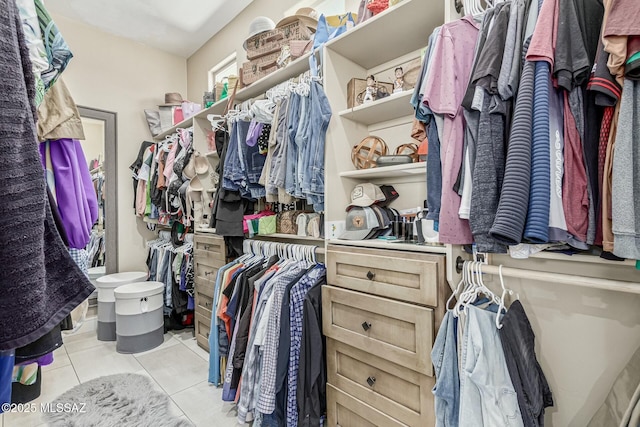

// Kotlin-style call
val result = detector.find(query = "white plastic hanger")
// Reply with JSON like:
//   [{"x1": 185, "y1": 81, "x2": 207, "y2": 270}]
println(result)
[{"x1": 495, "y1": 265, "x2": 514, "y2": 329}]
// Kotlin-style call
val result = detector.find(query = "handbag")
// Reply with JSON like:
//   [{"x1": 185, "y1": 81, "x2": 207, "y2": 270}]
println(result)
[
  {"x1": 258, "y1": 215, "x2": 277, "y2": 235},
  {"x1": 181, "y1": 101, "x2": 202, "y2": 119},
  {"x1": 144, "y1": 109, "x2": 162, "y2": 136},
  {"x1": 313, "y1": 13, "x2": 356, "y2": 50},
  {"x1": 277, "y1": 210, "x2": 306, "y2": 235}
]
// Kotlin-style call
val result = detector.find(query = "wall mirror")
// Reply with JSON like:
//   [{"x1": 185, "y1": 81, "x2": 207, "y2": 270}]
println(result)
[{"x1": 78, "y1": 106, "x2": 118, "y2": 274}]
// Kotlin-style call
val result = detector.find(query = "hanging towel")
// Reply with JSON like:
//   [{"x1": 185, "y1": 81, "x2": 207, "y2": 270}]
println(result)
[{"x1": 0, "y1": 0, "x2": 94, "y2": 350}]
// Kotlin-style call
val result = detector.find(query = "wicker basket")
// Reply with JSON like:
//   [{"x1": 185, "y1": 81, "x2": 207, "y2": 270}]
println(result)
[
  {"x1": 246, "y1": 19, "x2": 312, "y2": 61},
  {"x1": 352, "y1": 136, "x2": 388, "y2": 169}
]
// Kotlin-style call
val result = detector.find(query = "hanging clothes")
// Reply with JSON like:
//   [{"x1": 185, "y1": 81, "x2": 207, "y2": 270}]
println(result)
[{"x1": 0, "y1": 0, "x2": 94, "y2": 351}]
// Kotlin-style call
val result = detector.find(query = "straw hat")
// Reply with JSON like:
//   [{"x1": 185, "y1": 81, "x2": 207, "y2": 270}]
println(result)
[
  {"x1": 159, "y1": 92, "x2": 184, "y2": 106},
  {"x1": 243, "y1": 16, "x2": 276, "y2": 50},
  {"x1": 277, "y1": 7, "x2": 319, "y2": 31}
]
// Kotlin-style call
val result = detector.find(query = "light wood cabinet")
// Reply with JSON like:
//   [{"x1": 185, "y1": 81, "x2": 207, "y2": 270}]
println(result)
[
  {"x1": 327, "y1": 384, "x2": 409, "y2": 427},
  {"x1": 193, "y1": 232, "x2": 226, "y2": 352}
]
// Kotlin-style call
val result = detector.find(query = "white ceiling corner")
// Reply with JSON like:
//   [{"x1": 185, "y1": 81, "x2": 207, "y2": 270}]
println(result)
[{"x1": 46, "y1": 0, "x2": 254, "y2": 57}]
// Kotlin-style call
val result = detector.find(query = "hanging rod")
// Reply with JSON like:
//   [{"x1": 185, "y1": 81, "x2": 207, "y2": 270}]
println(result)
[{"x1": 455, "y1": 256, "x2": 640, "y2": 295}]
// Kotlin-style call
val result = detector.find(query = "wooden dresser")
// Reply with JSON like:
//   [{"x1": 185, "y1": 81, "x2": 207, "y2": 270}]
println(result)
[
  {"x1": 193, "y1": 232, "x2": 226, "y2": 352},
  {"x1": 323, "y1": 244, "x2": 449, "y2": 426}
]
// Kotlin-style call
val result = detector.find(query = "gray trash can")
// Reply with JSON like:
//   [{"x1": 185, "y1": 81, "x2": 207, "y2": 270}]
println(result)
[
  {"x1": 114, "y1": 281, "x2": 165, "y2": 354},
  {"x1": 94, "y1": 272, "x2": 148, "y2": 341}
]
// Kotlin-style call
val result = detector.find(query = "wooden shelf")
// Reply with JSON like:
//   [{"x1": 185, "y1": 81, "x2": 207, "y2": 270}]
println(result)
[
  {"x1": 234, "y1": 53, "x2": 313, "y2": 102},
  {"x1": 325, "y1": 0, "x2": 443, "y2": 69},
  {"x1": 329, "y1": 238, "x2": 447, "y2": 254},
  {"x1": 339, "y1": 89, "x2": 414, "y2": 125},
  {"x1": 153, "y1": 116, "x2": 193, "y2": 141},
  {"x1": 340, "y1": 162, "x2": 425, "y2": 179}
]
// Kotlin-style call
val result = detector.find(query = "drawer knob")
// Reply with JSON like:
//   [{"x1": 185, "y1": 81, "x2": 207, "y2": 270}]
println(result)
[
  {"x1": 204, "y1": 245, "x2": 210, "y2": 250},
  {"x1": 205, "y1": 333, "x2": 209, "y2": 338},
  {"x1": 361, "y1": 321, "x2": 372, "y2": 332},
  {"x1": 205, "y1": 271, "x2": 213, "y2": 276},
  {"x1": 366, "y1": 271, "x2": 375, "y2": 280},
  {"x1": 205, "y1": 302, "x2": 211, "y2": 308},
  {"x1": 366, "y1": 376, "x2": 376, "y2": 387}
]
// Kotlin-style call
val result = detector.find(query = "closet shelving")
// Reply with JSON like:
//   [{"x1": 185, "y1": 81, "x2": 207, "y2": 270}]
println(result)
[
  {"x1": 153, "y1": 115, "x2": 194, "y2": 141},
  {"x1": 256, "y1": 233, "x2": 325, "y2": 243},
  {"x1": 338, "y1": 89, "x2": 415, "y2": 125},
  {"x1": 324, "y1": 0, "x2": 443, "y2": 256},
  {"x1": 328, "y1": 238, "x2": 447, "y2": 254},
  {"x1": 339, "y1": 162, "x2": 425, "y2": 179}
]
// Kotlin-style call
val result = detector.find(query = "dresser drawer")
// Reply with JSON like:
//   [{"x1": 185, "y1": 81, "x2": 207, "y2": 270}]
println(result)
[
  {"x1": 194, "y1": 259, "x2": 221, "y2": 284},
  {"x1": 327, "y1": 245, "x2": 443, "y2": 306},
  {"x1": 322, "y1": 286, "x2": 433, "y2": 376},
  {"x1": 195, "y1": 280, "x2": 214, "y2": 318},
  {"x1": 327, "y1": 384, "x2": 407, "y2": 427},
  {"x1": 194, "y1": 234, "x2": 225, "y2": 257},
  {"x1": 195, "y1": 312, "x2": 211, "y2": 352},
  {"x1": 327, "y1": 339, "x2": 434, "y2": 426}
]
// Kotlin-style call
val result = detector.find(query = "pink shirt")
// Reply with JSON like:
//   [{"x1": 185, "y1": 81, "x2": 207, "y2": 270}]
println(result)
[
  {"x1": 526, "y1": 0, "x2": 559, "y2": 66},
  {"x1": 422, "y1": 16, "x2": 479, "y2": 244}
]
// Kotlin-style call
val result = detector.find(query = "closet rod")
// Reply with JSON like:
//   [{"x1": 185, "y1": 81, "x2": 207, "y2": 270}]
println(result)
[{"x1": 455, "y1": 256, "x2": 640, "y2": 295}]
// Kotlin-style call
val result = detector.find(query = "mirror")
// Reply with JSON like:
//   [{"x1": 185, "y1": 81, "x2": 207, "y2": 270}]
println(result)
[{"x1": 78, "y1": 106, "x2": 118, "y2": 274}]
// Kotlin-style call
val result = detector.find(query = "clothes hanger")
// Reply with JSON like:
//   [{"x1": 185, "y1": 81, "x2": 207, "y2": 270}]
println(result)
[
  {"x1": 454, "y1": 261, "x2": 476, "y2": 317},
  {"x1": 447, "y1": 259, "x2": 469, "y2": 312},
  {"x1": 495, "y1": 265, "x2": 515, "y2": 329}
]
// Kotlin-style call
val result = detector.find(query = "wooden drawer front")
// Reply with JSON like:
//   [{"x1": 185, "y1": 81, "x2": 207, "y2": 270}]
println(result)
[
  {"x1": 194, "y1": 259, "x2": 221, "y2": 284},
  {"x1": 327, "y1": 384, "x2": 407, "y2": 427},
  {"x1": 327, "y1": 339, "x2": 434, "y2": 426},
  {"x1": 322, "y1": 286, "x2": 433, "y2": 376},
  {"x1": 327, "y1": 245, "x2": 443, "y2": 306},
  {"x1": 195, "y1": 312, "x2": 211, "y2": 352},
  {"x1": 195, "y1": 281, "x2": 214, "y2": 318},
  {"x1": 194, "y1": 235, "x2": 225, "y2": 257}
]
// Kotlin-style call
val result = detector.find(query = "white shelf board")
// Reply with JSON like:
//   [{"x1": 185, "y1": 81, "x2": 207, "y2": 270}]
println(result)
[
  {"x1": 153, "y1": 116, "x2": 193, "y2": 141},
  {"x1": 340, "y1": 162, "x2": 425, "y2": 179},
  {"x1": 339, "y1": 89, "x2": 414, "y2": 125},
  {"x1": 329, "y1": 238, "x2": 447, "y2": 254},
  {"x1": 194, "y1": 227, "x2": 219, "y2": 235},
  {"x1": 495, "y1": 251, "x2": 637, "y2": 266},
  {"x1": 194, "y1": 98, "x2": 229, "y2": 120},
  {"x1": 325, "y1": 0, "x2": 443, "y2": 69},
  {"x1": 254, "y1": 233, "x2": 325, "y2": 244},
  {"x1": 234, "y1": 53, "x2": 313, "y2": 102}
]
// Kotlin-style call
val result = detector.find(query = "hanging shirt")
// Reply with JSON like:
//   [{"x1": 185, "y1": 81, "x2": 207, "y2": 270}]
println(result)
[{"x1": 423, "y1": 16, "x2": 480, "y2": 244}]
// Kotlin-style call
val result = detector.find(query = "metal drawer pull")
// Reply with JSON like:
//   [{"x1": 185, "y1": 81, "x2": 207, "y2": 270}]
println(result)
[
  {"x1": 205, "y1": 302, "x2": 211, "y2": 308},
  {"x1": 205, "y1": 333, "x2": 209, "y2": 338},
  {"x1": 362, "y1": 321, "x2": 372, "y2": 331},
  {"x1": 366, "y1": 376, "x2": 376, "y2": 387},
  {"x1": 203, "y1": 245, "x2": 210, "y2": 250},
  {"x1": 366, "y1": 271, "x2": 375, "y2": 280},
  {"x1": 205, "y1": 271, "x2": 213, "y2": 276}
]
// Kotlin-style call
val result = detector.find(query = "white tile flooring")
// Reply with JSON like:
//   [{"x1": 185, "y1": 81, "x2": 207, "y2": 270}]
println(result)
[{"x1": 1, "y1": 318, "x2": 244, "y2": 427}]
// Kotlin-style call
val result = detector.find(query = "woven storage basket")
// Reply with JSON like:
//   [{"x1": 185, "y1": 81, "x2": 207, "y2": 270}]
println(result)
[
  {"x1": 246, "y1": 19, "x2": 312, "y2": 60},
  {"x1": 394, "y1": 143, "x2": 419, "y2": 162},
  {"x1": 352, "y1": 136, "x2": 388, "y2": 169}
]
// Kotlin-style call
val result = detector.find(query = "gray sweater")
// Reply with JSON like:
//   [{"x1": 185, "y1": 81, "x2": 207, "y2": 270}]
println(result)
[
  {"x1": 0, "y1": 0, "x2": 94, "y2": 350},
  {"x1": 612, "y1": 79, "x2": 640, "y2": 260}
]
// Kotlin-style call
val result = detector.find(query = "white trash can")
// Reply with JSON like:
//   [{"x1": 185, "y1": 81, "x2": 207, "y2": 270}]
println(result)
[
  {"x1": 94, "y1": 272, "x2": 148, "y2": 341},
  {"x1": 114, "y1": 281, "x2": 165, "y2": 354}
]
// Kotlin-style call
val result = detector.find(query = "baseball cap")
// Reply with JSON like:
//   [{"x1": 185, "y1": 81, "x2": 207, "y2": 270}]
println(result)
[
  {"x1": 339, "y1": 207, "x2": 381, "y2": 240},
  {"x1": 377, "y1": 185, "x2": 399, "y2": 207},
  {"x1": 347, "y1": 183, "x2": 386, "y2": 210}
]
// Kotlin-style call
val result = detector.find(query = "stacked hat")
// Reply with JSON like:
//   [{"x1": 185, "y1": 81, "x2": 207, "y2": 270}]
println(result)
[
  {"x1": 277, "y1": 8, "x2": 319, "y2": 32},
  {"x1": 340, "y1": 183, "x2": 397, "y2": 240},
  {"x1": 244, "y1": 17, "x2": 276, "y2": 50}
]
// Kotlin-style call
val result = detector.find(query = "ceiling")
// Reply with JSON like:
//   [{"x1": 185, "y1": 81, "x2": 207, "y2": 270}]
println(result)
[{"x1": 46, "y1": 0, "x2": 254, "y2": 57}]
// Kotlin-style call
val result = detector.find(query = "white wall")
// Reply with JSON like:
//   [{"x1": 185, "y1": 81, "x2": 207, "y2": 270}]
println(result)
[{"x1": 52, "y1": 13, "x2": 188, "y2": 272}]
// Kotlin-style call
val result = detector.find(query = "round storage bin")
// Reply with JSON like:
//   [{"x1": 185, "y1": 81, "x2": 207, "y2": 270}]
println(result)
[
  {"x1": 114, "y1": 281, "x2": 165, "y2": 354},
  {"x1": 94, "y1": 272, "x2": 148, "y2": 341}
]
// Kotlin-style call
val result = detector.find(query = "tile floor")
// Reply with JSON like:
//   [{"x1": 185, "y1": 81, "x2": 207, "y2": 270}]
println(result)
[{"x1": 1, "y1": 317, "x2": 244, "y2": 427}]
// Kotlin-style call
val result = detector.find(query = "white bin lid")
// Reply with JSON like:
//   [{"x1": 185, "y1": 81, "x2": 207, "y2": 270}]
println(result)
[
  {"x1": 88, "y1": 266, "x2": 106, "y2": 279},
  {"x1": 95, "y1": 271, "x2": 148, "y2": 289},
  {"x1": 114, "y1": 281, "x2": 164, "y2": 299}
]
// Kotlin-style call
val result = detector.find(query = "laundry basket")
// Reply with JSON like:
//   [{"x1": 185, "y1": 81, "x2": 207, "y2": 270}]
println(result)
[
  {"x1": 94, "y1": 271, "x2": 148, "y2": 341},
  {"x1": 114, "y1": 281, "x2": 165, "y2": 354}
]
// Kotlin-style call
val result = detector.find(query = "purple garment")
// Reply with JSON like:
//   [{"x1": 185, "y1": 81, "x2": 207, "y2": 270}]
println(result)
[
  {"x1": 17, "y1": 352, "x2": 53, "y2": 367},
  {"x1": 246, "y1": 121, "x2": 264, "y2": 147},
  {"x1": 39, "y1": 139, "x2": 98, "y2": 249}
]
